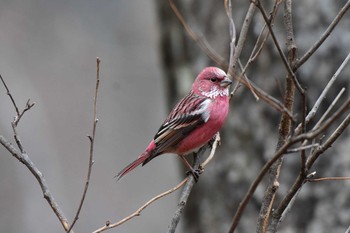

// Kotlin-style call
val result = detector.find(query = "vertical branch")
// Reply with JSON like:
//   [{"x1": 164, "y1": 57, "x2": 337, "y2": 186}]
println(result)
[
  {"x1": 256, "y1": 0, "x2": 298, "y2": 232},
  {"x1": 68, "y1": 57, "x2": 101, "y2": 233}
]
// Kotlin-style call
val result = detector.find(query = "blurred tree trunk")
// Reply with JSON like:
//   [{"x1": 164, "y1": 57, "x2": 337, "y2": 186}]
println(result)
[{"x1": 156, "y1": 1, "x2": 350, "y2": 233}]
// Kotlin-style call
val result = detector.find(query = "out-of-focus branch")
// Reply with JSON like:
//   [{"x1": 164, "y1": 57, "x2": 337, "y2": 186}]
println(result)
[
  {"x1": 268, "y1": 99, "x2": 350, "y2": 233},
  {"x1": 68, "y1": 58, "x2": 101, "y2": 233},
  {"x1": 254, "y1": 0, "x2": 304, "y2": 95},
  {"x1": 225, "y1": 0, "x2": 236, "y2": 82},
  {"x1": 168, "y1": 0, "x2": 227, "y2": 69},
  {"x1": 307, "y1": 176, "x2": 350, "y2": 182},
  {"x1": 294, "y1": 53, "x2": 350, "y2": 135},
  {"x1": 296, "y1": 0, "x2": 350, "y2": 69},
  {"x1": 0, "y1": 76, "x2": 73, "y2": 232},
  {"x1": 229, "y1": 3, "x2": 256, "y2": 98},
  {"x1": 228, "y1": 96, "x2": 350, "y2": 233}
]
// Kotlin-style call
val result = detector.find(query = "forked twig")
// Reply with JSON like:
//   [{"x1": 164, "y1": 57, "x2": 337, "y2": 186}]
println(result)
[{"x1": 0, "y1": 76, "x2": 73, "y2": 232}]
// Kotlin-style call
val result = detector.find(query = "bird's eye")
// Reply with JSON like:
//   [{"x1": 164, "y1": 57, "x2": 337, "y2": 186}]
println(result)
[{"x1": 210, "y1": 77, "x2": 217, "y2": 82}]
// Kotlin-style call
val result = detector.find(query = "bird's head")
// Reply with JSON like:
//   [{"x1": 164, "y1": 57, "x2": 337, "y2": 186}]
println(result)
[{"x1": 192, "y1": 67, "x2": 232, "y2": 99}]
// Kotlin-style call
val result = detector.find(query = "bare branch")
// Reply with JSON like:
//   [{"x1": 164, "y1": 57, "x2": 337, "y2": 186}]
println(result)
[
  {"x1": 233, "y1": 74, "x2": 294, "y2": 119},
  {"x1": 201, "y1": 133, "x2": 220, "y2": 168},
  {"x1": 92, "y1": 179, "x2": 188, "y2": 233},
  {"x1": 307, "y1": 176, "x2": 350, "y2": 182},
  {"x1": 294, "y1": 53, "x2": 350, "y2": 134},
  {"x1": 0, "y1": 135, "x2": 73, "y2": 232},
  {"x1": 296, "y1": 0, "x2": 350, "y2": 69},
  {"x1": 0, "y1": 74, "x2": 20, "y2": 116},
  {"x1": 307, "y1": 110, "x2": 350, "y2": 169},
  {"x1": 314, "y1": 87, "x2": 346, "y2": 129},
  {"x1": 0, "y1": 75, "x2": 73, "y2": 232},
  {"x1": 286, "y1": 143, "x2": 320, "y2": 153},
  {"x1": 231, "y1": 2, "x2": 256, "y2": 71},
  {"x1": 68, "y1": 58, "x2": 101, "y2": 233}
]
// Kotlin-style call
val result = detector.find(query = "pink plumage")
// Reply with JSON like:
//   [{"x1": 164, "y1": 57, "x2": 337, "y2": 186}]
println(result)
[{"x1": 116, "y1": 67, "x2": 232, "y2": 180}]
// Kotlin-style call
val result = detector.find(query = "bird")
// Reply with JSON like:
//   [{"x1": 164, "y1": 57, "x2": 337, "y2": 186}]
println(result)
[{"x1": 116, "y1": 67, "x2": 232, "y2": 181}]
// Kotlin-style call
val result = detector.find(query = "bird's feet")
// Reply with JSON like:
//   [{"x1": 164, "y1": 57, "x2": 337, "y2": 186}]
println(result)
[{"x1": 186, "y1": 165, "x2": 204, "y2": 182}]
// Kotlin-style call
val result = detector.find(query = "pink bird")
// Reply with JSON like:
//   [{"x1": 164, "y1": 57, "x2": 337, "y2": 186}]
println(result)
[{"x1": 116, "y1": 67, "x2": 232, "y2": 181}]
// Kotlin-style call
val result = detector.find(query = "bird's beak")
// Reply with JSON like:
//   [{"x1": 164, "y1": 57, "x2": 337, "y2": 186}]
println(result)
[{"x1": 220, "y1": 77, "x2": 232, "y2": 87}]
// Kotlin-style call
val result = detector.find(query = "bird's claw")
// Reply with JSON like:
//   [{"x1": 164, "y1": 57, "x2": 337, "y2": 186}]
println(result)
[{"x1": 186, "y1": 166, "x2": 204, "y2": 182}]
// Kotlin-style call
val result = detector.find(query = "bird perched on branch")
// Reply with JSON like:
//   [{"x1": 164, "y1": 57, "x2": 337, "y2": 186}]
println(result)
[{"x1": 116, "y1": 67, "x2": 232, "y2": 181}]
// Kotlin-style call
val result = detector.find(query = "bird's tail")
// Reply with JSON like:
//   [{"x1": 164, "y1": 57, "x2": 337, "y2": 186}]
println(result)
[{"x1": 115, "y1": 151, "x2": 150, "y2": 181}]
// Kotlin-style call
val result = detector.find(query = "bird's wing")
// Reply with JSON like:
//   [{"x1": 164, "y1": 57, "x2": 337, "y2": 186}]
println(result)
[{"x1": 153, "y1": 93, "x2": 211, "y2": 154}]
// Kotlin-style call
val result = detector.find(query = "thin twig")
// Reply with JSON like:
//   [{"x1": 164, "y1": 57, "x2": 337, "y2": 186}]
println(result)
[
  {"x1": 229, "y1": 3, "x2": 257, "y2": 99},
  {"x1": 14, "y1": 99, "x2": 35, "y2": 126},
  {"x1": 250, "y1": 0, "x2": 282, "y2": 62},
  {"x1": 296, "y1": 0, "x2": 350, "y2": 69},
  {"x1": 201, "y1": 133, "x2": 221, "y2": 168},
  {"x1": 0, "y1": 74, "x2": 20, "y2": 115},
  {"x1": 68, "y1": 58, "x2": 101, "y2": 233},
  {"x1": 286, "y1": 143, "x2": 319, "y2": 153},
  {"x1": 307, "y1": 176, "x2": 350, "y2": 182},
  {"x1": 92, "y1": 179, "x2": 188, "y2": 233},
  {"x1": 233, "y1": 73, "x2": 294, "y2": 119},
  {"x1": 294, "y1": 53, "x2": 350, "y2": 135},
  {"x1": 314, "y1": 87, "x2": 346, "y2": 130},
  {"x1": 307, "y1": 110, "x2": 350, "y2": 169},
  {"x1": 231, "y1": 2, "x2": 256, "y2": 71}
]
